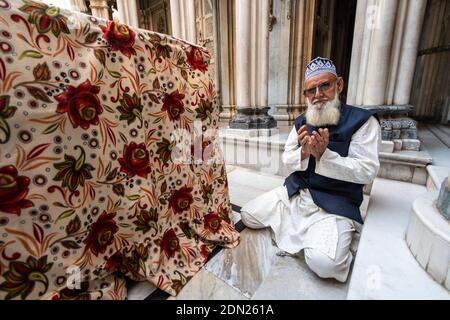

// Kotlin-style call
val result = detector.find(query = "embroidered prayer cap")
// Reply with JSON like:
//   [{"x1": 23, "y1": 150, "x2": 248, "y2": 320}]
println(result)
[{"x1": 305, "y1": 57, "x2": 337, "y2": 80}]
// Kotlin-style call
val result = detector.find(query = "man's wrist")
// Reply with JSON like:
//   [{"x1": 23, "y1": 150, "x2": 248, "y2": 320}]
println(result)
[
  {"x1": 301, "y1": 149, "x2": 309, "y2": 161},
  {"x1": 315, "y1": 148, "x2": 328, "y2": 162}
]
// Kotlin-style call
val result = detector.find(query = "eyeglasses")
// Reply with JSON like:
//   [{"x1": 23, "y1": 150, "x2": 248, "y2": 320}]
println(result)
[{"x1": 303, "y1": 79, "x2": 337, "y2": 98}]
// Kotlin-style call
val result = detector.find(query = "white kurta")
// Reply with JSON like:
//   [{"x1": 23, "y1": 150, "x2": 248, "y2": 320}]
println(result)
[{"x1": 241, "y1": 116, "x2": 381, "y2": 259}]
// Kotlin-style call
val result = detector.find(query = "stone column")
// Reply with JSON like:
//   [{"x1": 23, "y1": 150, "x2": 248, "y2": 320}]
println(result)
[
  {"x1": 234, "y1": 0, "x2": 251, "y2": 110},
  {"x1": 229, "y1": 0, "x2": 276, "y2": 132},
  {"x1": 393, "y1": 0, "x2": 427, "y2": 105},
  {"x1": 347, "y1": 0, "x2": 427, "y2": 144},
  {"x1": 268, "y1": 0, "x2": 316, "y2": 127},
  {"x1": 184, "y1": 0, "x2": 196, "y2": 43},
  {"x1": 170, "y1": 0, "x2": 196, "y2": 43},
  {"x1": 88, "y1": 0, "x2": 110, "y2": 19},
  {"x1": 364, "y1": 0, "x2": 399, "y2": 105},
  {"x1": 170, "y1": 0, "x2": 182, "y2": 37},
  {"x1": 70, "y1": 0, "x2": 88, "y2": 12},
  {"x1": 259, "y1": 0, "x2": 270, "y2": 113},
  {"x1": 116, "y1": 0, "x2": 139, "y2": 28},
  {"x1": 217, "y1": 0, "x2": 236, "y2": 122}
]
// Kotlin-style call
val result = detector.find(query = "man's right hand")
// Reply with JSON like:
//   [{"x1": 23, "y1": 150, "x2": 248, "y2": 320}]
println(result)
[{"x1": 298, "y1": 125, "x2": 311, "y2": 160}]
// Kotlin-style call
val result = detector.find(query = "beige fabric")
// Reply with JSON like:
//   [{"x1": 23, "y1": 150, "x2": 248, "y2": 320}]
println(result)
[{"x1": 0, "y1": 0, "x2": 239, "y2": 300}]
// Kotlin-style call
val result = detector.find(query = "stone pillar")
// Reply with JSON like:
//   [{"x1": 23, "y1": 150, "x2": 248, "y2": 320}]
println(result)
[
  {"x1": 184, "y1": 0, "x2": 196, "y2": 43},
  {"x1": 70, "y1": 0, "x2": 88, "y2": 12},
  {"x1": 217, "y1": 0, "x2": 236, "y2": 122},
  {"x1": 364, "y1": 0, "x2": 399, "y2": 105},
  {"x1": 229, "y1": 0, "x2": 276, "y2": 131},
  {"x1": 393, "y1": 0, "x2": 427, "y2": 105},
  {"x1": 268, "y1": 0, "x2": 316, "y2": 127},
  {"x1": 170, "y1": 0, "x2": 196, "y2": 43},
  {"x1": 116, "y1": 0, "x2": 139, "y2": 28},
  {"x1": 89, "y1": 0, "x2": 110, "y2": 19},
  {"x1": 234, "y1": 0, "x2": 251, "y2": 110},
  {"x1": 259, "y1": 0, "x2": 270, "y2": 114},
  {"x1": 170, "y1": 0, "x2": 182, "y2": 37},
  {"x1": 347, "y1": 0, "x2": 427, "y2": 143}
]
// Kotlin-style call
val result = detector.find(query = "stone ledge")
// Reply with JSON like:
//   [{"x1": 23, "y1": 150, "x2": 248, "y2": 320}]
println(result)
[
  {"x1": 221, "y1": 130, "x2": 434, "y2": 185},
  {"x1": 224, "y1": 128, "x2": 276, "y2": 138},
  {"x1": 377, "y1": 151, "x2": 432, "y2": 185},
  {"x1": 379, "y1": 150, "x2": 432, "y2": 166},
  {"x1": 426, "y1": 165, "x2": 450, "y2": 191},
  {"x1": 406, "y1": 192, "x2": 450, "y2": 290}
]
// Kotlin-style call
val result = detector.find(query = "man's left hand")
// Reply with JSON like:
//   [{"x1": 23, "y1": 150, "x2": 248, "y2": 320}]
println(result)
[{"x1": 309, "y1": 128, "x2": 329, "y2": 161}]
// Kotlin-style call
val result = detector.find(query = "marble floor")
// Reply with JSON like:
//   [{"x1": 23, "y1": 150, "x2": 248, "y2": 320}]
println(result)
[
  {"x1": 347, "y1": 178, "x2": 449, "y2": 299},
  {"x1": 128, "y1": 166, "x2": 450, "y2": 300}
]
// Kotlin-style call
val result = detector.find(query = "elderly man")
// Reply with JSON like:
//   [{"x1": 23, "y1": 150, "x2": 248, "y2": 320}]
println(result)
[{"x1": 240, "y1": 57, "x2": 381, "y2": 282}]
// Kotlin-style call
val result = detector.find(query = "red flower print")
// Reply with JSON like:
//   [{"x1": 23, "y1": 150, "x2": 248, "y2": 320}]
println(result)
[
  {"x1": 204, "y1": 212, "x2": 222, "y2": 234},
  {"x1": 84, "y1": 211, "x2": 118, "y2": 257},
  {"x1": 55, "y1": 80, "x2": 102, "y2": 130},
  {"x1": 186, "y1": 47, "x2": 208, "y2": 73},
  {"x1": 100, "y1": 21, "x2": 136, "y2": 58},
  {"x1": 161, "y1": 90, "x2": 185, "y2": 121},
  {"x1": 161, "y1": 228, "x2": 180, "y2": 259},
  {"x1": 118, "y1": 142, "x2": 151, "y2": 178},
  {"x1": 0, "y1": 166, "x2": 33, "y2": 215},
  {"x1": 168, "y1": 187, "x2": 193, "y2": 214}
]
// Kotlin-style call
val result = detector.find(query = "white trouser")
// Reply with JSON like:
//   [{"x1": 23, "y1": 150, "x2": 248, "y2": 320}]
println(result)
[{"x1": 240, "y1": 187, "x2": 356, "y2": 283}]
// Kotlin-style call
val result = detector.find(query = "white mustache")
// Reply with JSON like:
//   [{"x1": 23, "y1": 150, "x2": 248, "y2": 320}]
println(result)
[{"x1": 312, "y1": 98, "x2": 328, "y2": 105}]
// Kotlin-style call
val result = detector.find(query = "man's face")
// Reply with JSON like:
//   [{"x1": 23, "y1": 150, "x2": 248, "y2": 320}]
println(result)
[
  {"x1": 304, "y1": 72, "x2": 344, "y2": 107},
  {"x1": 303, "y1": 72, "x2": 345, "y2": 127}
]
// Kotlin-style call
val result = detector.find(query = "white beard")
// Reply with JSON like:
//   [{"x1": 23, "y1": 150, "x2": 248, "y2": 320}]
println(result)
[{"x1": 305, "y1": 92, "x2": 341, "y2": 127}]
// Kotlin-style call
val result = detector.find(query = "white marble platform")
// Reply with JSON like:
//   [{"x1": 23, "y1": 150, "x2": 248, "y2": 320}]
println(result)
[
  {"x1": 347, "y1": 178, "x2": 450, "y2": 300},
  {"x1": 406, "y1": 192, "x2": 450, "y2": 289}
]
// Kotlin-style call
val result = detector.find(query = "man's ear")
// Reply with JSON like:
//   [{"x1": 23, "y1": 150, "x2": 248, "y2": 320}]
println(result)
[{"x1": 337, "y1": 77, "x2": 344, "y2": 94}]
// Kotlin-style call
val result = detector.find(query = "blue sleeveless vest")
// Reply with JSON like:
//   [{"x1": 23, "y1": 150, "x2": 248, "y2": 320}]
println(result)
[{"x1": 284, "y1": 104, "x2": 379, "y2": 224}]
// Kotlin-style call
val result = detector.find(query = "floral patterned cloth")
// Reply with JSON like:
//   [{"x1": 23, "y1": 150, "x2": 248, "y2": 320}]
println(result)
[{"x1": 0, "y1": 0, "x2": 239, "y2": 300}]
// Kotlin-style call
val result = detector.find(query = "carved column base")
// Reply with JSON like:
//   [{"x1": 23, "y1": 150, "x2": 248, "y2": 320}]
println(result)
[
  {"x1": 229, "y1": 107, "x2": 277, "y2": 130},
  {"x1": 359, "y1": 105, "x2": 419, "y2": 148},
  {"x1": 219, "y1": 104, "x2": 236, "y2": 122}
]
